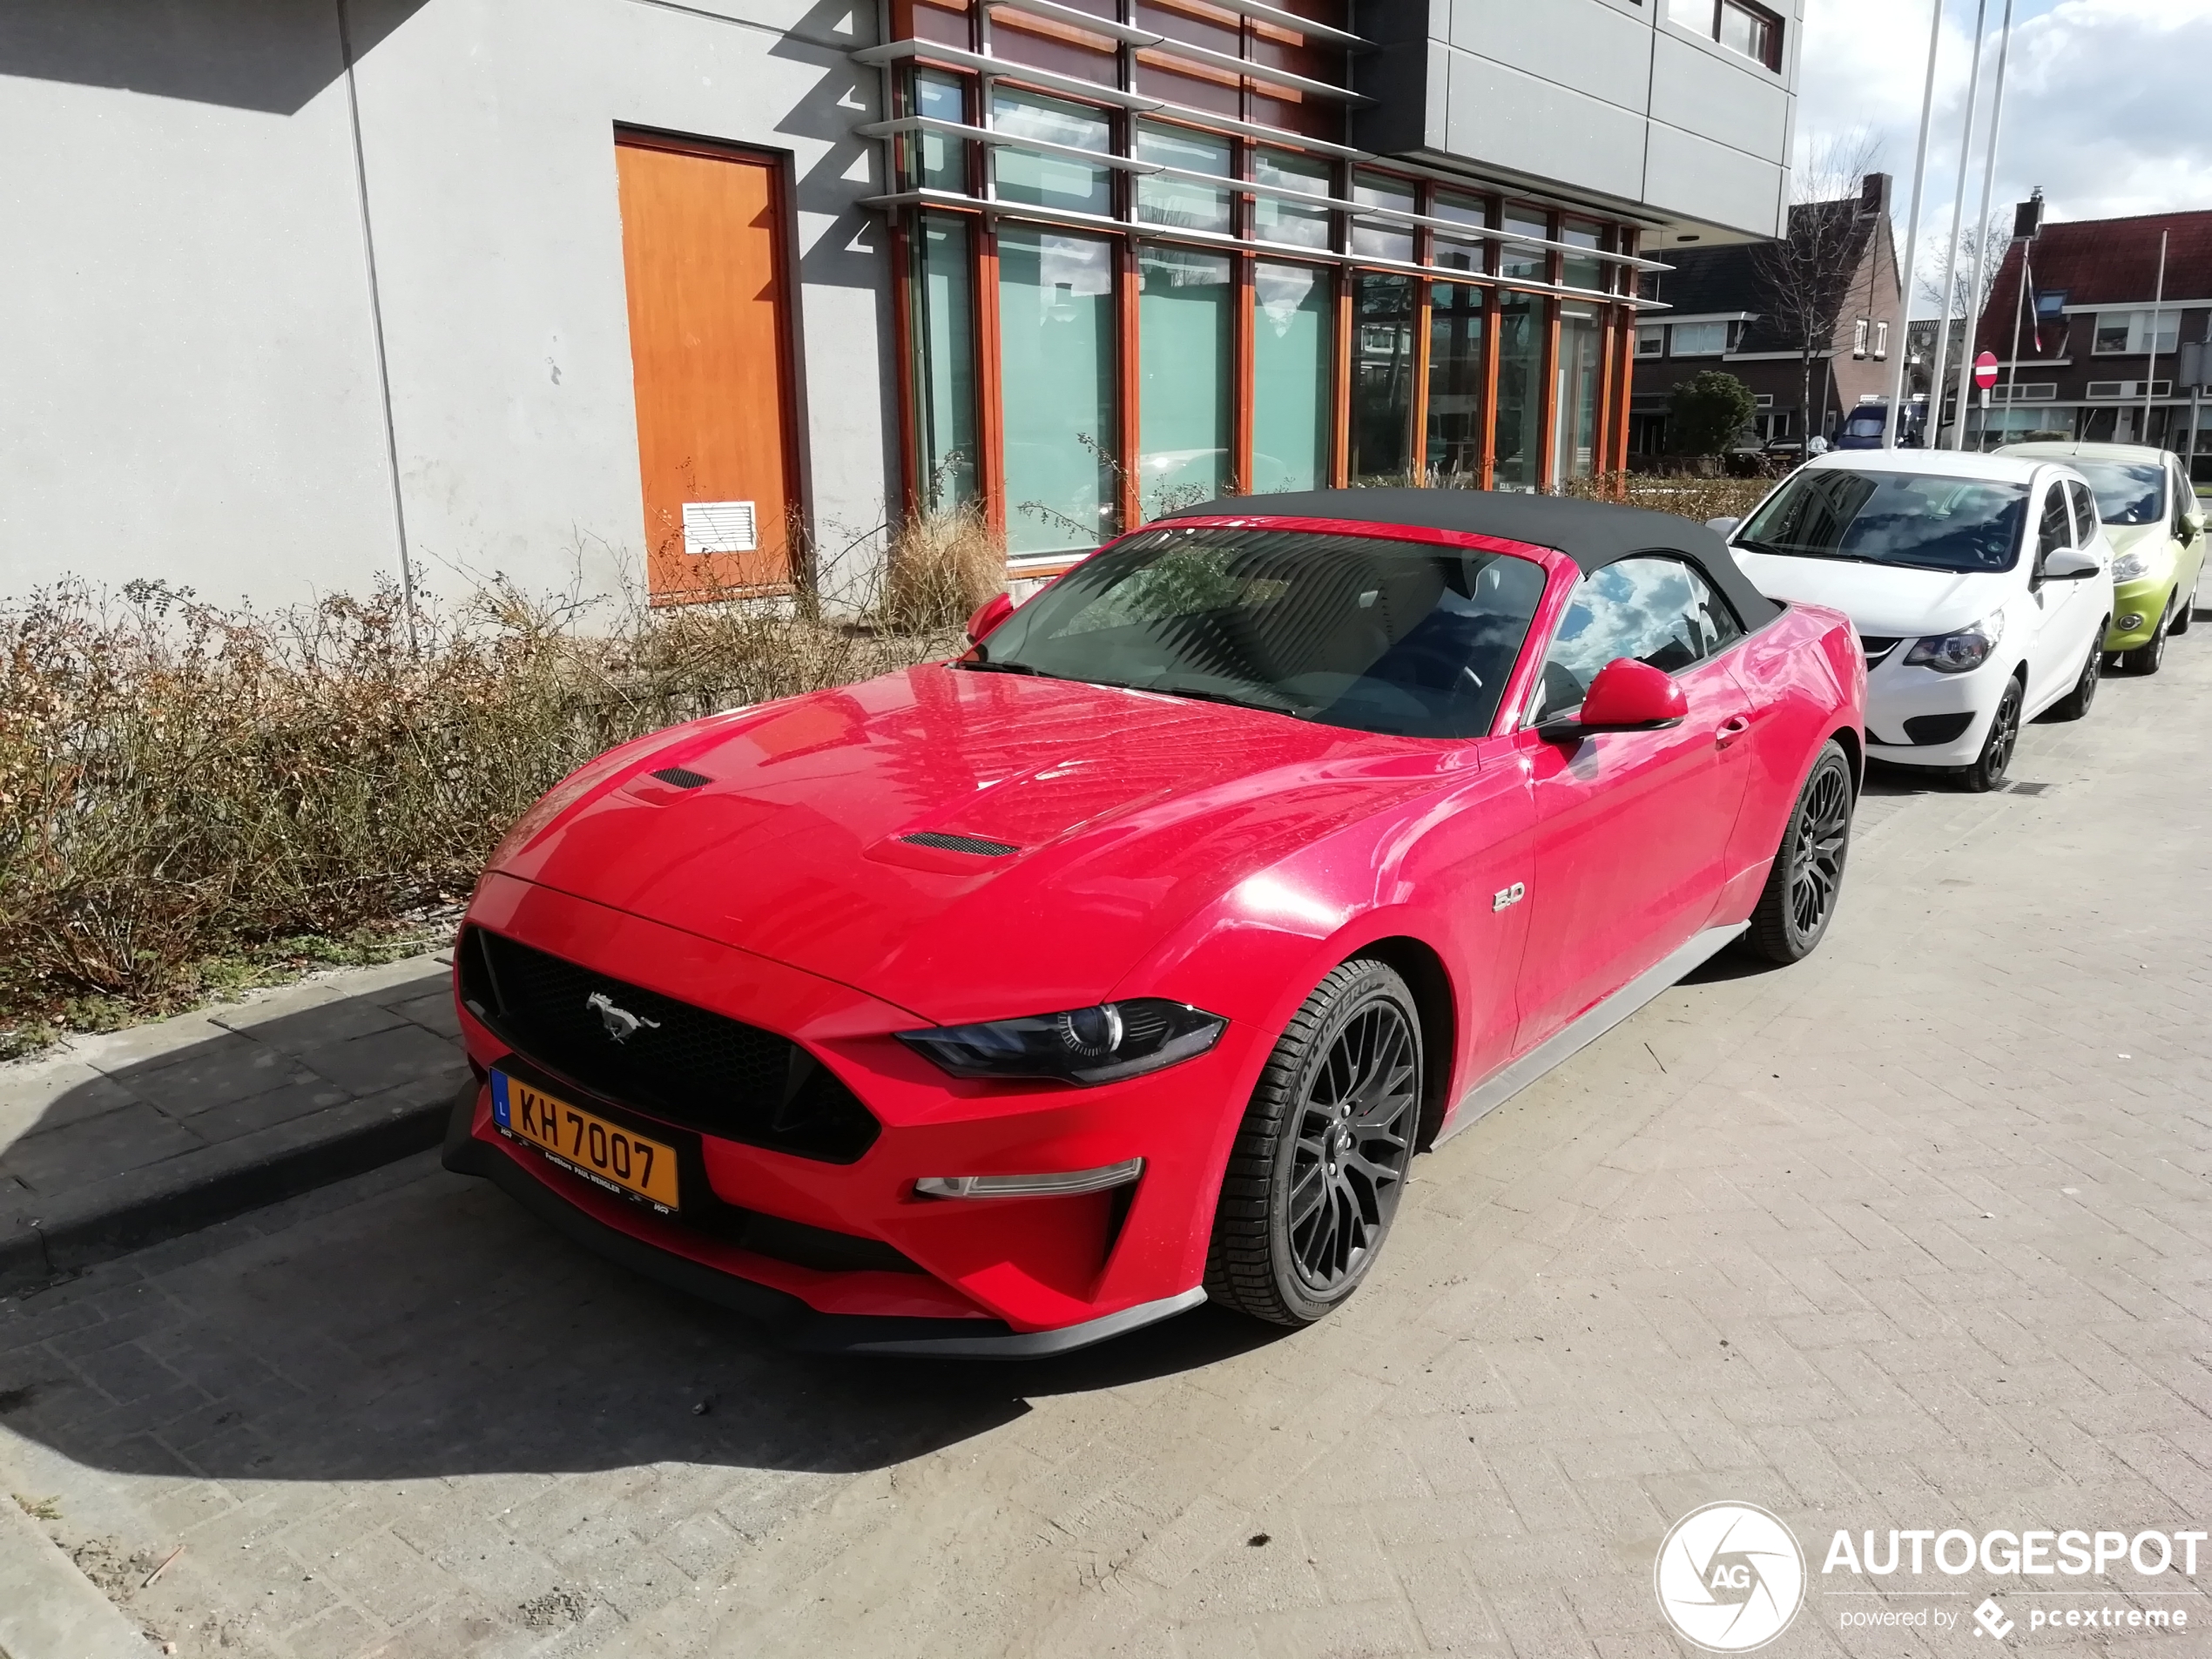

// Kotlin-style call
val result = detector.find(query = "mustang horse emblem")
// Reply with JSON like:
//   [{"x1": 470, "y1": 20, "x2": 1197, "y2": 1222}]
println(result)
[{"x1": 586, "y1": 991, "x2": 661, "y2": 1043}]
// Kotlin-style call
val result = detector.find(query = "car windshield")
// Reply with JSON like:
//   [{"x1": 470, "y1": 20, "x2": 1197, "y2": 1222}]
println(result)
[
  {"x1": 2067, "y1": 458, "x2": 2166, "y2": 525},
  {"x1": 1841, "y1": 410, "x2": 1885, "y2": 435},
  {"x1": 963, "y1": 526, "x2": 1548, "y2": 738},
  {"x1": 1735, "y1": 469, "x2": 2027, "y2": 573}
]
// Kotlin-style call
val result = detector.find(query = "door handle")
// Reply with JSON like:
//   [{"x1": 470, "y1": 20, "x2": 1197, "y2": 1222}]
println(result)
[{"x1": 1715, "y1": 714, "x2": 1752, "y2": 748}]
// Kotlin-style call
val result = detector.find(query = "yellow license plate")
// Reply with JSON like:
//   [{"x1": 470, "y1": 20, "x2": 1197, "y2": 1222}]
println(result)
[{"x1": 493, "y1": 1070, "x2": 681, "y2": 1212}]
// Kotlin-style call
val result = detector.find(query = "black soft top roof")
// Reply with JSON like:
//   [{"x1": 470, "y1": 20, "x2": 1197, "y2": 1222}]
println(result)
[{"x1": 1163, "y1": 488, "x2": 1781, "y2": 629}]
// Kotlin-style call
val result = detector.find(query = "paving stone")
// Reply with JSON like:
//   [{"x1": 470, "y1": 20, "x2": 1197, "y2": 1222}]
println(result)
[{"x1": 293, "y1": 1024, "x2": 465, "y2": 1096}]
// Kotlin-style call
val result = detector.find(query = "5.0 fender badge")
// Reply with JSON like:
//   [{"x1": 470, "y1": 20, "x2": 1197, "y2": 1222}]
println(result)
[{"x1": 1492, "y1": 882, "x2": 1527, "y2": 913}]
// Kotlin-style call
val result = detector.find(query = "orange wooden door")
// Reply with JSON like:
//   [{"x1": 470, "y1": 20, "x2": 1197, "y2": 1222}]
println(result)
[{"x1": 615, "y1": 136, "x2": 799, "y2": 601}]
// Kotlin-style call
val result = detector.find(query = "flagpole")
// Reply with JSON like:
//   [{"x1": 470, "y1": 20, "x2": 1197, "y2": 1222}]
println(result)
[
  {"x1": 1885, "y1": 0, "x2": 1948, "y2": 448},
  {"x1": 1928, "y1": 0, "x2": 1993, "y2": 449},
  {"x1": 2143, "y1": 230, "x2": 2168, "y2": 442},
  {"x1": 1951, "y1": 0, "x2": 2016, "y2": 448}
]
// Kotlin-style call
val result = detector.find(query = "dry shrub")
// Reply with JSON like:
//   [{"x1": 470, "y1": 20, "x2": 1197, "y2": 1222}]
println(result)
[
  {"x1": 879, "y1": 504, "x2": 1006, "y2": 633},
  {"x1": 0, "y1": 576, "x2": 956, "y2": 1038},
  {"x1": 1552, "y1": 470, "x2": 1776, "y2": 526}
]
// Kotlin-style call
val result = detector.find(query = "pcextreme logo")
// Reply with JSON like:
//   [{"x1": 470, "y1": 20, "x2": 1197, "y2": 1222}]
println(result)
[{"x1": 1655, "y1": 1502, "x2": 1808, "y2": 1651}]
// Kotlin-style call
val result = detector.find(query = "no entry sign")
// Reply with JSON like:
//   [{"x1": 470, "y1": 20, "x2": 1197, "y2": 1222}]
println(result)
[{"x1": 1973, "y1": 350, "x2": 2000, "y2": 390}]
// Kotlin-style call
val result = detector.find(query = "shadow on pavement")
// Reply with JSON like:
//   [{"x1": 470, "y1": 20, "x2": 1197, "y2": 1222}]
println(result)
[{"x1": 0, "y1": 1149, "x2": 1285, "y2": 1484}]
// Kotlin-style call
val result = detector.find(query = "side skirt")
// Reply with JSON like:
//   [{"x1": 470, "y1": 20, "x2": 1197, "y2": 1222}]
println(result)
[{"x1": 1433, "y1": 922, "x2": 1749, "y2": 1147}]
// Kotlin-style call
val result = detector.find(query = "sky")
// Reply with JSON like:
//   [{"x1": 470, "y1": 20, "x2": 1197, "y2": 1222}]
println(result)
[{"x1": 1792, "y1": 0, "x2": 2212, "y2": 307}]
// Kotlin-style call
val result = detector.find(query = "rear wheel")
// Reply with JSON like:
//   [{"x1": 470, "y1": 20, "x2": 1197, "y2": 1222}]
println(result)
[
  {"x1": 2122, "y1": 594, "x2": 2174, "y2": 674},
  {"x1": 2047, "y1": 623, "x2": 2107, "y2": 721},
  {"x1": 1959, "y1": 678, "x2": 2021, "y2": 792},
  {"x1": 1205, "y1": 960, "x2": 1421, "y2": 1327},
  {"x1": 1743, "y1": 739, "x2": 1854, "y2": 964}
]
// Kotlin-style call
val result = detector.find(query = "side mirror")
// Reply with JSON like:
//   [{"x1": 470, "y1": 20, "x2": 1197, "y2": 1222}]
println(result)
[
  {"x1": 2180, "y1": 518, "x2": 2199, "y2": 546},
  {"x1": 1541, "y1": 658, "x2": 1689, "y2": 740},
  {"x1": 2042, "y1": 545, "x2": 2101, "y2": 580},
  {"x1": 1705, "y1": 516, "x2": 1740, "y2": 536},
  {"x1": 965, "y1": 590, "x2": 1015, "y2": 644}
]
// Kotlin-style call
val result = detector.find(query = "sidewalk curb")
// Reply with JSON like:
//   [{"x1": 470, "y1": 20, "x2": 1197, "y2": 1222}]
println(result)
[
  {"x1": 0, "y1": 1496, "x2": 152, "y2": 1659},
  {"x1": 0, "y1": 1082, "x2": 453, "y2": 1297}
]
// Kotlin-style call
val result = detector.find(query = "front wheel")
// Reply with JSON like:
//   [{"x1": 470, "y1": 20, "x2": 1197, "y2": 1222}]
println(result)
[
  {"x1": 2047, "y1": 624, "x2": 2107, "y2": 722},
  {"x1": 1959, "y1": 677, "x2": 2022, "y2": 792},
  {"x1": 2122, "y1": 594, "x2": 2174, "y2": 674},
  {"x1": 1205, "y1": 959, "x2": 1422, "y2": 1327},
  {"x1": 2172, "y1": 579, "x2": 2198, "y2": 636},
  {"x1": 1743, "y1": 739, "x2": 1854, "y2": 964}
]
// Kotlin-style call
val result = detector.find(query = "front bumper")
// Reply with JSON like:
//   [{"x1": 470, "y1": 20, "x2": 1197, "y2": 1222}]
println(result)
[
  {"x1": 2104, "y1": 575, "x2": 2174, "y2": 651},
  {"x1": 443, "y1": 873, "x2": 1244, "y2": 1353},
  {"x1": 1861, "y1": 647, "x2": 2010, "y2": 769}
]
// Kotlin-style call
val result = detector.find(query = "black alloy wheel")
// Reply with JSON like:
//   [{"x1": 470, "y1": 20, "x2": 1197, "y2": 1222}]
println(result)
[
  {"x1": 1960, "y1": 677, "x2": 2022, "y2": 792},
  {"x1": 2047, "y1": 624, "x2": 2106, "y2": 722},
  {"x1": 2124, "y1": 594, "x2": 2174, "y2": 674},
  {"x1": 1206, "y1": 959, "x2": 1422, "y2": 1326},
  {"x1": 1744, "y1": 739, "x2": 1854, "y2": 964}
]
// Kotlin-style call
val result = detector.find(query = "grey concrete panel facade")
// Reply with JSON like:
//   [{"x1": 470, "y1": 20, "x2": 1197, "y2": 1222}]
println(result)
[
  {"x1": 0, "y1": 0, "x2": 897, "y2": 610},
  {"x1": 1357, "y1": 0, "x2": 1799, "y2": 242}
]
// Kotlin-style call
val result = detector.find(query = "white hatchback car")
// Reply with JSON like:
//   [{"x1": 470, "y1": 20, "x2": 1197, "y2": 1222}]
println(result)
[{"x1": 1716, "y1": 451, "x2": 2113, "y2": 791}]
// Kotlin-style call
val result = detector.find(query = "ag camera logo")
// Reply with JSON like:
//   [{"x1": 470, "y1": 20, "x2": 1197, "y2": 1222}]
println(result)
[{"x1": 1656, "y1": 1501, "x2": 1807, "y2": 1651}]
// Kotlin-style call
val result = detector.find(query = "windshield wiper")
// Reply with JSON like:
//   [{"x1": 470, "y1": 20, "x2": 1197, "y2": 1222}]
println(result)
[
  {"x1": 956, "y1": 658, "x2": 1045, "y2": 676},
  {"x1": 1735, "y1": 539, "x2": 1895, "y2": 567},
  {"x1": 1122, "y1": 679, "x2": 1311, "y2": 718}
]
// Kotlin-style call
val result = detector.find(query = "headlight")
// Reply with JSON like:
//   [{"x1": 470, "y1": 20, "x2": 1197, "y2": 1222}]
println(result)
[
  {"x1": 898, "y1": 999, "x2": 1227, "y2": 1085},
  {"x1": 2110, "y1": 549, "x2": 2154, "y2": 581},
  {"x1": 1905, "y1": 611, "x2": 2005, "y2": 674}
]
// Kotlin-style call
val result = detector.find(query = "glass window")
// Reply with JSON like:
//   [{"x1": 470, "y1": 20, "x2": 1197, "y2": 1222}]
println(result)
[
  {"x1": 2070, "y1": 457, "x2": 2166, "y2": 524},
  {"x1": 1635, "y1": 324, "x2": 1665, "y2": 357},
  {"x1": 912, "y1": 212, "x2": 977, "y2": 509},
  {"x1": 997, "y1": 228, "x2": 1118, "y2": 554},
  {"x1": 991, "y1": 90, "x2": 1112, "y2": 217},
  {"x1": 1717, "y1": 0, "x2": 1777, "y2": 66},
  {"x1": 912, "y1": 70, "x2": 967, "y2": 193},
  {"x1": 1737, "y1": 469, "x2": 2031, "y2": 573},
  {"x1": 2036, "y1": 485, "x2": 2074, "y2": 557},
  {"x1": 1493, "y1": 290, "x2": 1544, "y2": 490},
  {"x1": 2094, "y1": 316, "x2": 2132, "y2": 354},
  {"x1": 1561, "y1": 222, "x2": 1604, "y2": 293},
  {"x1": 1136, "y1": 124, "x2": 1231, "y2": 235},
  {"x1": 1427, "y1": 282, "x2": 1486, "y2": 485},
  {"x1": 1352, "y1": 172, "x2": 1415, "y2": 263},
  {"x1": 1252, "y1": 263, "x2": 1332, "y2": 494},
  {"x1": 1350, "y1": 273, "x2": 1414, "y2": 483},
  {"x1": 1554, "y1": 305, "x2": 1602, "y2": 484},
  {"x1": 1137, "y1": 246, "x2": 1232, "y2": 516},
  {"x1": 1501, "y1": 212, "x2": 1548, "y2": 285},
  {"x1": 1669, "y1": 320, "x2": 1729, "y2": 356},
  {"x1": 2066, "y1": 480, "x2": 2101, "y2": 544},
  {"x1": 968, "y1": 525, "x2": 1549, "y2": 738},
  {"x1": 1253, "y1": 150, "x2": 1332, "y2": 249},
  {"x1": 1433, "y1": 191, "x2": 1487, "y2": 273},
  {"x1": 1536, "y1": 557, "x2": 1743, "y2": 720}
]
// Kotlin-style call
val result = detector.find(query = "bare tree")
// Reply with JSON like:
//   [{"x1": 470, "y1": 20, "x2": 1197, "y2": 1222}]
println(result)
[
  {"x1": 1919, "y1": 213, "x2": 2011, "y2": 323},
  {"x1": 1752, "y1": 131, "x2": 1885, "y2": 446}
]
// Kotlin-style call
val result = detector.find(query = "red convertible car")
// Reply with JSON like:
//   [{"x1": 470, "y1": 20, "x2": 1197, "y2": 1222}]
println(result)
[{"x1": 443, "y1": 491, "x2": 1864, "y2": 1355}]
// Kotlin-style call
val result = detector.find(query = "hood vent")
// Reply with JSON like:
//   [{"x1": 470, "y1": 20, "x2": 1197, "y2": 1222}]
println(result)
[
  {"x1": 649, "y1": 766, "x2": 711, "y2": 789},
  {"x1": 900, "y1": 830, "x2": 1021, "y2": 858}
]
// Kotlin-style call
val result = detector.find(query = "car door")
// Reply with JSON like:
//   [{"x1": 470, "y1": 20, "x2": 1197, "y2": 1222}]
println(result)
[
  {"x1": 2066, "y1": 478, "x2": 2114, "y2": 658},
  {"x1": 1511, "y1": 556, "x2": 1754, "y2": 1055},
  {"x1": 2024, "y1": 478, "x2": 2085, "y2": 708},
  {"x1": 2170, "y1": 456, "x2": 2207, "y2": 605}
]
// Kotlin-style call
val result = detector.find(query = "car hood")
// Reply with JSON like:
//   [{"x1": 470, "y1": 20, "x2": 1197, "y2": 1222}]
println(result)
[
  {"x1": 1730, "y1": 548, "x2": 2015, "y2": 637},
  {"x1": 2105, "y1": 521, "x2": 2171, "y2": 565},
  {"x1": 492, "y1": 664, "x2": 1467, "y2": 1024}
]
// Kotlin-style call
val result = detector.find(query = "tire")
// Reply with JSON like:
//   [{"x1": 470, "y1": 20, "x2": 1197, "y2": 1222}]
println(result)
[
  {"x1": 1743, "y1": 739, "x2": 1854, "y2": 965},
  {"x1": 2172, "y1": 579, "x2": 2197, "y2": 636},
  {"x1": 1959, "y1": 676, "x2": 2022, "y2": 792},
  {"x1": 2046, "y1": 623, "x2": 2107, "y2": 722},
  {"x1": 1205, "y1": 959, "x2": 1422, "y2": 1327},
  {"x1": 2122, "y1": 594, "x2": 2174, "y2": 674}
]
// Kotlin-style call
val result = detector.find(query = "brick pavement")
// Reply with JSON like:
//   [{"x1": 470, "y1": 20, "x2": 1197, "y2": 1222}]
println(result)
[
  {"x1": 1, "y1": 640, "x2": 2208, "y2": 1658},
  {"x1": 0, "y1": 960, "x2": 467, "y2": 1292}
]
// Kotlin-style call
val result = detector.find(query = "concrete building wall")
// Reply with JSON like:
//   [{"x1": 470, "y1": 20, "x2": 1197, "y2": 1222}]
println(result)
[
  {"x1": 1359, "y1": 0, "x2": 1800, "y2": 241},
  {"x1": 0, "y1": 0, "x2": 896, "y2": 610}
]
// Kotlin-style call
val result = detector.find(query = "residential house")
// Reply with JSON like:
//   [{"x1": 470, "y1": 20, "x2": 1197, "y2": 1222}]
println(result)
[
  {"x1": 1973, "y1": 209, "x2": 2212, "y2": 470},
  {"x1": 1, "y1": 0, "x2": 1805, "y2": 606},
  {"x1": 1629, "y1": 172, "x2": 1901, "y2": 459}
]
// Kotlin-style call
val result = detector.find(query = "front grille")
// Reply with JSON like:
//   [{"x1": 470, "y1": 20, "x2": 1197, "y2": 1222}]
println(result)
[
  {"x1": 1860, "y1": 635, "x2": 1902, "y2": 667},
  {"x1": 900, "y1": 830, "x2": 1020, "y2": 857},
  {"x1": 460, "y1": 927, "x2": 879, "y2": 1163}
]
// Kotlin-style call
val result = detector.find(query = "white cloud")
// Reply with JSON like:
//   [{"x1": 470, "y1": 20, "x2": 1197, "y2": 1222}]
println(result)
[{"x1": 1797, "y1": 0, "x2": 2212, "y2": 302}]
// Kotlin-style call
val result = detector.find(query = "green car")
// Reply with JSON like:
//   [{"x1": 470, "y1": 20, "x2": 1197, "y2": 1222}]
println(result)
[{"x1": 1997, "y1": 441, "x2": 2205, "y2": 672}]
